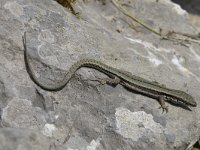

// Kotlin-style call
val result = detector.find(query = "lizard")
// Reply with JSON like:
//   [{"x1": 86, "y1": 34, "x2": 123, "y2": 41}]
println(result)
[{"x1": 22, "y1": 32, "x2": 197, "y2": 112}]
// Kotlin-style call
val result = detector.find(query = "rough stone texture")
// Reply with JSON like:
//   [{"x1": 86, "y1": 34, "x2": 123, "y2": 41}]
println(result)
[
  {"x1": 0, "y1": 0, "x2": 200, "y2": 149},
  {"x1": 0, "y1": 128, "x2": 51, "y2": 150}
]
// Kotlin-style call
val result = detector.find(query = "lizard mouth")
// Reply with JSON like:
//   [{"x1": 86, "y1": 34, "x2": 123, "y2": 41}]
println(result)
[{"x1": 188, "y1": 101, "x2": 197, "y2": 107}]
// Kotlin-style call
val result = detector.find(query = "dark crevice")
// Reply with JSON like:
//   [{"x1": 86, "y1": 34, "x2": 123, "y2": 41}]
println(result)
[
  {"x1": 171, "y1": 0, "x2": 200, "y2": 15},
  {"x1": 32, "y1": 89, "x2": 47, "y2": 111}
]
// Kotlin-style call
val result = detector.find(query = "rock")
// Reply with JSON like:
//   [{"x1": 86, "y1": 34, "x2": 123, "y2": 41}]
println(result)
[
  {"x1": 0, "y1": 0, "x2": 199, "y2": 149},
  {"x1": 0, "y1": 128, "x2": 50, "y2": 150}
]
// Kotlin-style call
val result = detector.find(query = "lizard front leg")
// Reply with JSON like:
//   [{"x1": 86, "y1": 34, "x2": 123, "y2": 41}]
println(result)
[{"x1": 158, "y1": 95, "x2": 169, "y2": 113}]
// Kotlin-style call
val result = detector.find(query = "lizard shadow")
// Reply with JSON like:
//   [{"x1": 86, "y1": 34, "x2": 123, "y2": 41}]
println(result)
[{"x1": 86, "y1": 77, "x2": 193, "y2": 112}]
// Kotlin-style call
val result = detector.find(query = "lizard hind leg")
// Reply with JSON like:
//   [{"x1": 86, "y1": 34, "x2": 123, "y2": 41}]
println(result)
[{"x1": 89, "y1": 76, "x2": 121, "y2": 87}]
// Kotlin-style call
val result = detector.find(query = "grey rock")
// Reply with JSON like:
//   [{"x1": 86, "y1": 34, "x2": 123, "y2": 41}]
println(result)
[
  {"x1": 0, "y1": 128, "x2": 50, "y2": 150},
  {"x1": 0, "y1": 0, "x2": 199, "y2": 149}
]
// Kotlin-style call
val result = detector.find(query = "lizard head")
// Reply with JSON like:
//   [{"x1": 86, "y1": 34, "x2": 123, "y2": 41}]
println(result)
[{"x1": 169, "y1": 90, "x2": 197, "y2": 107}]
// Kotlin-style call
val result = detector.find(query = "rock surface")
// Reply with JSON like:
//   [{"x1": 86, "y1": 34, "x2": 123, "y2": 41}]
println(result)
[
  {"x1": 0, "y1": 128, "x2": 51, "y2": 150},
  {"x1": 0, "y1": 0, "x2": 200, "y2": 149}
]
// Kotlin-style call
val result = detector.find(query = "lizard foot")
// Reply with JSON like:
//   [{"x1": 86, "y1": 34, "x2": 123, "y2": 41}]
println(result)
[{"x1": 158, "y1": 105, "x2": 169, "y2": 113}]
